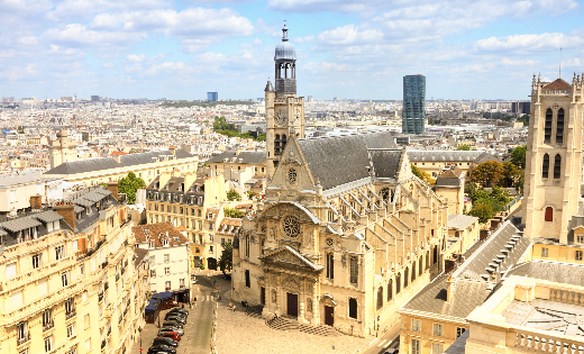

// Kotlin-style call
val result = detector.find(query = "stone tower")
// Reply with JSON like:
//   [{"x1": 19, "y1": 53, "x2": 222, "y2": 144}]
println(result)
[
  {"x1": 48, "y1": 129, "x2": 77, "y2": 169},
  {"x1": 265, "y1": 24, "x2": 305, "y2": 179},
  {"x1": 523, "y1": 74, "x2": 584, "y2": 243}
]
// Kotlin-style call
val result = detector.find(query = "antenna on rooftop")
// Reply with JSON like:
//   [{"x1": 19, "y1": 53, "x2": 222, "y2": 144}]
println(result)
[{"x1": 559, "y1": 47, "x2": 562, "y2": 79}]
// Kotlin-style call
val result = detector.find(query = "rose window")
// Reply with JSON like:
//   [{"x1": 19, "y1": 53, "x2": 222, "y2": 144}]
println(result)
[{"x1": 282, "y1": 215, "x2": 300, "y2": 238}]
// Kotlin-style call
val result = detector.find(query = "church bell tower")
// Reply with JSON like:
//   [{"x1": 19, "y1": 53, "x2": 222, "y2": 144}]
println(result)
[
  {"x1": 523, "y1": 73, "x2": 584, "y2": 243},
  {"x1": 265, "y1": 24, "x2": 305, "y2": 179}
]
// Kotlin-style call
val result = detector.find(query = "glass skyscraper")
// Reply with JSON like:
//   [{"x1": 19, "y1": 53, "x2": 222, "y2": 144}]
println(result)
[{"x1": 402, "y1": 74, "x2": 426, "y2": 134}]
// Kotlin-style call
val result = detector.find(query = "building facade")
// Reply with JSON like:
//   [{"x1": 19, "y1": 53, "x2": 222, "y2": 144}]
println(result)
[
  {"x1": 403, "y1": 75, "x2": 426, "y2": 135},
  {"x1": 265, "y1": 25, "x2": 305, "y2": 179},
  {"x1": 0, "y1": 186, "x2": 141, "y2": 354}
]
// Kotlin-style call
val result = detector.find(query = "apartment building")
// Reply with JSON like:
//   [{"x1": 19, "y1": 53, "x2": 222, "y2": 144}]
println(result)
[{"x1": 0, "y1": 185, "x2": 141, "y2": 354}]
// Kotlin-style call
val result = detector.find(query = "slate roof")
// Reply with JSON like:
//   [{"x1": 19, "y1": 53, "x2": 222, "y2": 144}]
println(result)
[
  {"x1": 0, "y1": 171, "x2": 42, "y2": 187},
  {"x1": 444, "y1": 330, "x2": 469, "y2": 354},
  {"x1": 543, "y1": 78, "x2": 572, "y2": 90},
  {"x1": 435, "y1": 170, "x2": 462, "y2": 188},
  {"x1": 361, "y1": 131, "x2": 398, "y2": 149},
  {"x1": 402, "y1": 272, "x2": 490, "y2": 318},
  {"x1": 133, "y1": 222, "x2": 189, "y2": 247},
  {"x1": 448, "y1": 214, "x2": 478, "y2": 230},
  {"x1": 370, "y1": 150, "x2": 402, "y2": 178},
  {"x1": 207, "y1": 151, "x2": 265, "y2": 165},
  {"x1": 0, "y1": 216, "x2": 42, "y2": 232},
  {"x1": 33, "y1": 210, "x2": 64, "y2": 223},
  {"x1": 134, "y1": 247, "x2": 150, "y2": 268},
  {"x1": 408, "y1": 150, "x2": 498, "y2": 163},
  {"x1": 45, "y1": 149, "x2": 193, "y2": 175},
  {"x1": 297, "y1": 134, "x2": 371, "y2": 191},
  {"x1": 453, "y1": 222, "x2": 530, "y2": 282},
  {"x1": 507, "y1": 260, "x2": 584, "y2": 286}
]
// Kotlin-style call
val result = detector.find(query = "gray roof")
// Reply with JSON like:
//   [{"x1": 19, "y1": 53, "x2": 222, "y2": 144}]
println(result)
[
  {"x1": 444, "y1": 330, "x2": 469, "y2": 354},
  {"x1": 370, "y1": 150, "x2": 402, "y2": 178},
  {"x1": 298, "y1": 134, "x2": 371, "y2": 191},
  {"x1": 361, "y1": 131, "x2": 398, "y2": 149},
  {"x1": 448, "y1": 214, "x2": 478, "y2": 230},
  {"x1": 408, "y1": 150, "x2": 498, "y2": 163},
  {"x1": 0, "y1": 171, "x2": 42, "y2": 187},
  {"x1": 507, "y1": 260, "x2": 584, "y2": 286},
  {"x1": 207, "y1": 151, "x2": 265, "y2": 165},
  {"x1": 45, "y1": 149, "x2": 193, "y2": 175},
  {"x1": 33, "y1": 210, "x2": 64, "y2": 223},
  {"x1": 0, "y1": 216, "x2": 42, "y2": 232},
  {"x1": 454, "y1": 222, "x2": 530, "y2": 282},
  {"x1": 402, "y1": 272, "x2": 490, "y2": 318}
]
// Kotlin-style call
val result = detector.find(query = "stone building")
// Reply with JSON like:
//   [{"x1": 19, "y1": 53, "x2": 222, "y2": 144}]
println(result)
[{"x1": 0, "y1": 185, "x2": 143, "y2": 354}]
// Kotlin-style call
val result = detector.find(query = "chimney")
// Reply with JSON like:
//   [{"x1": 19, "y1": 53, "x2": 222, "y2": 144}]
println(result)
[
  {"x1": 159, "y1": 171, "x2": 171, "y2": 189},
  {"x1": 446, "y1": 276, "x2": 456, "y2": 302},
  {"x1": 169, "y1": 146, "x2": 177, "y2": 156},
  {"x1": 107, "y1": 181, "x2": 119, "y2": 200},
  {"x1": 55, "y1": 203, "x2": 75, "y2": 229},
  {"x1": 112, "y1": 155, "x2": 121, "y2": 163},
  {"x1": 30, "y1": 194, "x2": 42, "y2": 209}
]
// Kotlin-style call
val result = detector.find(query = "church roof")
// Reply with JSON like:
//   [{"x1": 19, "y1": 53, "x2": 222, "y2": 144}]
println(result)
[
  {"x1": 274, "y1": 25, "x2": 296, "y2": 61},
  {"x1": 370, "y1": 150, "x2": 402, "y2": 178},
  {"x1": 45, "y1": 149, "x2": 194, "y2": 175},
  {"x1": 543, "y1": 78, "x2": 572, "y2": 90},
  {"x1": 207, "y1": 150, "x2": 265, "y2": 165}
]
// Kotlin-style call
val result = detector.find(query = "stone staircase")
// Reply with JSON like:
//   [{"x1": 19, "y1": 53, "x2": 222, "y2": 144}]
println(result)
[{"x1": 266, "y1": 316, "x2": 340, "y2": 337}]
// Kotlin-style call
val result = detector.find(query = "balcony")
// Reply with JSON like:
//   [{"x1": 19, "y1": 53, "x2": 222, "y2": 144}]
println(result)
[
  {"x1": 101, "y1": 340, "x2": 106, "y2": 349},
  {"x1": 115, "y1": 274, "x2": 120, "y2": 282},
  {"x1": 98, "y1": 292, "x2": 104, "y2": 302},
  {"x1": 17, "y1": 334, "x2": 30, "y2": 345},
  {"x1": 165, "y1": 287, "x2": 171, "y2": 291},
  {"x1": 102, "y1": 260, "x2": 109, "y2": 269},
  {"x1": 104, "y1": 282, "x2": 109, "y2": 291},
  {"x1": 43, "y1": 321, "x2": 54, "y2": 331},
  {"x1": 66, "y1": 309, "x2": 76, "y2": 320},
  {"x1": 180, "y1": 285, "x2": 185, "y2": 289}
]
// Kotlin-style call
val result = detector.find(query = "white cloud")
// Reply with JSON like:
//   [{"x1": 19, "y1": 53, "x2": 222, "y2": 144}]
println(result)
[
  {"x1": 304, "y1": 61, "x2": 351, "y2": 74},
  {"x1": 475, "y1": 33, "x2": 584, "y2": 54},
  {"x1": 103, "y1": 62, "x2": 116, "y2": 68},
  {"x1": 126, "y1": 54, "x2": 145, "y2": 63},
  {"x1": 317, "y1": 24, "x2": 382, "y2": 46}
]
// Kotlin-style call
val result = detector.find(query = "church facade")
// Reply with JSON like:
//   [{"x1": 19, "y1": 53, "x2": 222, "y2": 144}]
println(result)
[{"x1": 231, "y1": 26, "x2": 450, "y2": 337}]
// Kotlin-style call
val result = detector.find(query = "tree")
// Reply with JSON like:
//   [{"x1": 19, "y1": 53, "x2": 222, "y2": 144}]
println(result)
[
  {"x1": 501, "y1": 162, "x2": 522, "y2": 189},
  {"x1": 457, "y1": 144, "x2": 471, "y2": 151},
  {"x1": 226, "y1": 189, "x2": 242, "y2": 201},
  {"x1": 471, "y1": 160, "x2": 503, "y2": 187},
  {"x1": 510, "y1": 145, "x2": 526, "y2": 170},
  {"x1": 224, "y1": 207, "x2": 244, "y2": 218},
  {"x1": 468, "y1": 202, "x2": 495, "y2": 223},
  {"x1": 411, "y1": 164, "x2": 435, "y2": 186},
  {"x1": 118, "y1": 172, "x2": 145, "y2": 204},
  {"x1": 218, "y1": 240, "x2": 232, "y2": 272}
]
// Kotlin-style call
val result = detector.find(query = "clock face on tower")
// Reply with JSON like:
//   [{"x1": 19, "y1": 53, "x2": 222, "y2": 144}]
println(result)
[{"x1": 275, "y1": 108, "x2": 288, "y2": 127}]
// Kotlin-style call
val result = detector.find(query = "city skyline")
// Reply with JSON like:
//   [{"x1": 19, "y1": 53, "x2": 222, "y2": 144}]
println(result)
[{"x1": 0, "y1": 0, "x2": 583, "y2": 101}]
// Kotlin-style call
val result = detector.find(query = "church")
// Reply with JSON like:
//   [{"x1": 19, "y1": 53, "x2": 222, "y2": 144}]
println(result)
[{"x1": 230, "y1": 25, "x2": 452, "y2": 337}]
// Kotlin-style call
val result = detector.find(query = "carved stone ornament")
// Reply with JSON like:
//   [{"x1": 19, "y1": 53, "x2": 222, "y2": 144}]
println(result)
[
  {"x1": 288, "y1": 168, "x2": 297, "y2": 184},
  {"x1": 282, "y1": 215, "x2": 300, "y2": 238}
]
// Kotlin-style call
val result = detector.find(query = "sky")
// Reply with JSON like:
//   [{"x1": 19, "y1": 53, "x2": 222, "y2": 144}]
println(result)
[{"x1": 1, "y1": 0, "x2": 583, "y2": 101}]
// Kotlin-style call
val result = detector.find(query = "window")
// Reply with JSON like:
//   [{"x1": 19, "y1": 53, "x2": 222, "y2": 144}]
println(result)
[
  {"x1": 412, "y1": 319, "x2": 421, "y2": 332},
  {"x1": 6, "y1": 262, "x2": 17, "y2": 279},
  {"x1": 545, "y1": 207, "x2": 553, "y2": 222},
  {"x1": 245, "y1": 270, "x2": 251, "y2": 288},
  {"x1": 180, "y1": 278, "x2": 185, "y2": 288},
  {"x1": 32, "y1": 254, "x2": 42, "y2": 269},
  {"x1": 164, "y1": 254, "x2": 169, "y2": 262},
  {"x1": 165, "y1": 267, "x2": 170, "y2": 275},
  {"x1": 554, "y1": 154, "x2": 561, "y2": 179},
  {"x1": 210, "y1": 245, "x2": 214, "y2": 253},
  {"x1": 44, "y1": 335, "x2": 53, "y2": 352},
  {"x1": 326, "y1": 253, "x2": 334, "y2": 280},
  {"x1": 432, "y1": 343, "x2": 444, "y2": 354},
  {"x1": 404, "y1": 267, "x2": 409, "y2": 288},
  {"x1": 84, "y1": 314, "x2": 90, "y2": 328},
  {"x1": 245, "y1": 237, "x2": 250, "y2": 258},
  {"x1": 576, "y1": 251, "x2": 583, "y2": 261},
  {"x1": 542, "y1": 247, "x2": 549, "y2": 257},
  {"x1": 411, "y1": 262, "x2": 416, "y2": 282},
  {"x1": 433, "y1": 323, "x2": 443, "y2": 336},
  {"x1": 85, "y1": 339, "x2": 91, "y2": 351},
  {"x1": 79, "y1": 264, "x2": 85, "y2": 275},
  {"x1": 411, "y1": 339, "x2": 420, "y2": 354},
  {"x1": 542, "y1": 154, "x2": 550, "y2": 179},
  {"x1": 419, "y1": 256, "x2": 423, "y2": 275},
  {"x1": 556, "y1": 108, "x2": 565, "y2": 144},
  {"x1": 346, "y1": 298, "x2": 358, "y2": 319},
  {"x1": 42, "y1": 309, "x2": 53, "y2": 330},
  {"x1": 544, "y1": 108, "x2": 552, "y2": 143},
  {"x1": 349, "y1": 256, "x2": 358, "y2": 285},
  {"x1": 457, "y1": 327, "x2": 466, "y2": 338},
  {"x1": 165, "y1": 281, "x2": 171, "y2": 290},
  {"x1": 61, "y1": 271, "x2": 70, "y2": 287},
  {"x1": 396, "y1": 274, "x2": 401, "y2": 294},
  {"x1": 578, "y1": 235, "x2": 584, "y2": 243},
  {"x1": 17, "y1": 322, "x2": 29, "y2": 344},
  {"x1": 377, "y1": 286, "x2": 383, "y2": 310},
  {"x1": 55, "y1": 245, "x2": 65, "y2": 260},
  {"x1": 163, "y1": 239, "x2": 169, "y2": 247},
  {"x1": 65, "y1": 298, "x2": 75, "y2": 315},
  {"x1": 67, "y1": 323, "x2": 75, "y2": 338},
  {"x1": 387, "y1": 279, "x2": 393, "y2": 301}
]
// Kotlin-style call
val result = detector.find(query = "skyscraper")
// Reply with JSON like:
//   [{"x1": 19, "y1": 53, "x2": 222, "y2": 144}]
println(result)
[
  {"x1": 402, "y1": 74, "x2": 426, "y2": 134},
  {"x1": 207, "y1": 91, "x2": 218, "y2": 101}
]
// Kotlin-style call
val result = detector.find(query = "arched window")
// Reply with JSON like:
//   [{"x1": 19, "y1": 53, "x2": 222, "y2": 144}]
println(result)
[
  {"x1": 545, "y1": 207, "x2": 553, "y2": 222},
  {"x1": 377, "y1": 286, "x2": 383, "y2": 310},
  {"x1": 275, "y1": 135, "x2": 281, "y2": 155},
  {"x1": 554, "y1": 154, "x2": 561, "y2": 179},
  {"x1": 544, "y1": 108, "x2": 552, "y2": 144},
  {"x1": 281, "y1": 135, "x2": 287, "y2": 152},
  {"x1": 419, "y1": 256, "x2": 423, "y2": 275},
  {"x1": 404, "y1": 267, "x2": 409, "y2": 288},
  {"x1": 556, "y1": 108, "x2": 564, "y2": 144},
  {"x1": 396, "y1": 274, "x2": 401, "y2": 294},
  {"x1": 245, "y1": 270, "x2": 250, "y2": 288},
  {"x1": 542, "y1": 154, "x2": 550, "y2": 179},
  {"x1": 387, "y1": 279, "x2": 393, "y2": 301},
  {"x1": 348, "y1": 298, "x2": 357, "y2": 319},
  {"x1": 411, "y1": 262, "x2": 416, "y2": 282},
  {"x1": 326, "y1": 253, "x2": 334, "y2": 280}
]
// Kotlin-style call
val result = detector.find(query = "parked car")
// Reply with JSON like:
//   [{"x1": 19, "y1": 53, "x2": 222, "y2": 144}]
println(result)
[
  {"x1": 158, "y1": 327, "x2": 184, "y2": 336},
  {"x1": 164, "y1": 315, "x2": 186, "y2": 324},
  {"x1": 152, "y1": 337, "x2": 179, "y2": 347},
  {"x1": 168, "y1": 308, "x2": 189, "y2": 316},
  {"x1": 162, "y1": 321, "x2": 183, "y2": 329},
  {"x1": 158, "y1": 332, "x2": 181, "y2": 341},
  {"x1": 148, "y1": 344, "x2": 176, "y2": 354}
]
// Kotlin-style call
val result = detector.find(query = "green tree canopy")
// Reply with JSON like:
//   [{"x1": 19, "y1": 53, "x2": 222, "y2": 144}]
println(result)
[
  {"x1": 501, "y1": 162, "x2": 522, "y2": 189},
  {"x1": 411, "y1": 164, "x2": 435, "y2": 186},
  {"x1": 226, "y1": 189, "x2": 242, "y2": 201},
  {"x1": 118, "y1": 172, "x2": 145, "y2": 204},
  {"x1": 471, "y1": 160, "x2": 503, "y2": 187},
  {"x1": 218, "y1": 240, "x2": 233, "y2": 272},
  {"x1": 510, "y1": 145, "x2": 527, "y2": 170},
  {"x1": 457, "y1": 144, "x2": 471, "y2": 151},
  {"x1": 224, "y1": 207, "x2": 244, "y2": 218}
]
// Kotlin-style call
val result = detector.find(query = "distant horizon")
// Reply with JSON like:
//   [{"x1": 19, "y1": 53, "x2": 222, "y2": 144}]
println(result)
[{"x1": 1, "y1": 0, "x2": 582, "y2": 101}]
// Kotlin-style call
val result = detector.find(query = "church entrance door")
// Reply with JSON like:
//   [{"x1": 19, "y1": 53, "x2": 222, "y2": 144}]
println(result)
[
  {"x1": 325, "y1": 306, "x2": 334, "y2": 326},
  {"x1": 287, "y1": 293, "x2": 298, "y2": 317}
]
